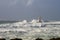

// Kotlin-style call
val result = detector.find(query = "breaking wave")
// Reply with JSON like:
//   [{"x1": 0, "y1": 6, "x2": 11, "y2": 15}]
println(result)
[{"x1": 0, "y1": 20, "x2": 60, "y2": 40}]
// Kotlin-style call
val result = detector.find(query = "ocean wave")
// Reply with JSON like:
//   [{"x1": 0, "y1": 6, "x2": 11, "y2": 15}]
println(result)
[{"x1": 0, "y1": 20, "x2": 60, "y2": 40}]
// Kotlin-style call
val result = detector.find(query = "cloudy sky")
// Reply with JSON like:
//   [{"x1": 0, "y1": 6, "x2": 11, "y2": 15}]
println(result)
[{"x1": 0, "y1": 0, "x2": 60, "y2": 21}]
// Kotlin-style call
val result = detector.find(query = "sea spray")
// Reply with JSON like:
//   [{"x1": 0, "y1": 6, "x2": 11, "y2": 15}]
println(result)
[{"x1": 0, "y1": 20, "x2": 60, "y2": 40}]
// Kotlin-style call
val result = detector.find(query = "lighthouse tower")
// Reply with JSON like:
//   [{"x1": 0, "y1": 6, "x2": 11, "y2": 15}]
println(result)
[{"x1": 38, "y1": 16, "x2": 43, "y2": 23}]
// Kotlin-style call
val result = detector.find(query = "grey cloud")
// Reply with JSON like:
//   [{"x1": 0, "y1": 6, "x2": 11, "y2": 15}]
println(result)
[
  {"x1": 0, "y1": 0, "x2": 60, "y2": 21},
  {"x1": 8, "y1": 0, "x2": 34, "y2": 7}
]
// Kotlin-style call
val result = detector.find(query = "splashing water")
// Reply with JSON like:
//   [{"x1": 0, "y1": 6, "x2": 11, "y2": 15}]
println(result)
[{"x1": 0, "y1": 20, "x2": 60, "y2": 40}]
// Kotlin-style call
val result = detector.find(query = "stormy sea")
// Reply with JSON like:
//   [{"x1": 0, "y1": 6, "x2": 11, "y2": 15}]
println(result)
[{"x1": 0, "y1": 20, "x2": 60, "y2": 40}]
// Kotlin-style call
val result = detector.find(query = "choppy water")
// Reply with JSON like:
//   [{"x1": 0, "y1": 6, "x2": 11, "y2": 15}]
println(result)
[{"x1": 0, "y1": 20, "x2": 60, "y2": 40}]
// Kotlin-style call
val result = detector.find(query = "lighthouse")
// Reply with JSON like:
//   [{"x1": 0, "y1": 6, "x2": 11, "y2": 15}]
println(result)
[{"x1": 38, "y1": 16, "x2": 42, "y2": 23}]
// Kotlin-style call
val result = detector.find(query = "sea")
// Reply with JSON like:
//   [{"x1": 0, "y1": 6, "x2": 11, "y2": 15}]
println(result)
[{"x1": 0, "y1": 20, "x2": 60, "y2": 40}]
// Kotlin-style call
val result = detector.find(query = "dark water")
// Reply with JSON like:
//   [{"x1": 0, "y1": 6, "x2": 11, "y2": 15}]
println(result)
[{"x1": 0, "y1": 21, "x2": 18, "y2": 24}]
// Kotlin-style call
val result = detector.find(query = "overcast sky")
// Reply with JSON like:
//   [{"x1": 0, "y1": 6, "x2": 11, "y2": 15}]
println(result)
[{"x1": 0, "y1": 0, "x2": 60, "y2": 21}]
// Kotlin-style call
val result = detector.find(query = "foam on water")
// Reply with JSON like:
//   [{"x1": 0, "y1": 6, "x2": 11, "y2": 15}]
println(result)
[{"x1": 0, "y1": 20, "x2": 60, "y2": 40}]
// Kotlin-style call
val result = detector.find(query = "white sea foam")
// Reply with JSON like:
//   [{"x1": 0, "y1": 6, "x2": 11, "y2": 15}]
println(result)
[{"x1": 0, "y1": 20, "x2": 60, "y2": 40}]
